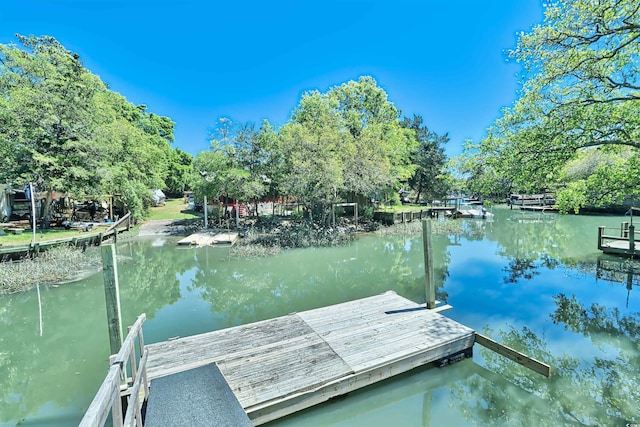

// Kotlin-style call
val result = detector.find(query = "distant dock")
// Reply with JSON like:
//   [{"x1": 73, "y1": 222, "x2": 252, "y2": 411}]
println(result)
[
  {"x1": 518, "y1": 205, "x2": 558, "y2": 213},
  {"x1": 177, "y1": 231, "x2": 238, "y2": 247},
  {"x1": 598, "y1": 222, "x2": 639, "y2": 257}
]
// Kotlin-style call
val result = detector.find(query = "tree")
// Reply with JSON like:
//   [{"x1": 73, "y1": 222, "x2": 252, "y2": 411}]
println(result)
[
  {"x1": 165, "y1": 148, "x2": 194, "y2": 195},
  {"x1": 0, "y1": 35, "x2": 109, "y2": 205},
  {"x1": 402, "y1": 115, "x2": 450, "y2": 203},
  {"x1": 279, "y1": 90, "x2": 345, "y2": 222},
  {"x1": 231, "y1": 120, "x2": 280, "y2": 216},
  {"x1": 330, "y1": 77, "x2": 418, "y2": 201},
  {"x1": 470, "y1": 0, "x2": 640, "y2": 209},
  {"x1": 279, "y1": 77, "x2": 418, "y2": 223},
  {"x1": 0, "y1": 35, "x2": 181, "y2": 221}
]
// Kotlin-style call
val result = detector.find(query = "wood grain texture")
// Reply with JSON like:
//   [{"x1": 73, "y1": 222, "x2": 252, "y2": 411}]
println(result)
[{"x1": 145, "y1": 291, "x2": 475, "y2": 424}]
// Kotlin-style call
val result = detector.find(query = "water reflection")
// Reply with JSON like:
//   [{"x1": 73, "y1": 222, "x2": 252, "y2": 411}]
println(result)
[
  {"x1": 1, "y1": 208, "x2": 639, "y2": 426},
  {"x1": 188, "y1": 233, "x2": 453, "y2": 328},
  {"x1": 467, "y1": 291, "x2": 640, "y2": 427},
  {"x1": 0, "y1": 276, "x2": 110, "y2": 424},
  {"x1": 596, "y1": 256, "x2": 640, "y2": 307}
]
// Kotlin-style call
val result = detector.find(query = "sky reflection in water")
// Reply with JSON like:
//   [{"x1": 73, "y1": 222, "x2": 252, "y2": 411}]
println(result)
[{"x1": 1, "y1": 206, "x2": 639, "y2": 426}]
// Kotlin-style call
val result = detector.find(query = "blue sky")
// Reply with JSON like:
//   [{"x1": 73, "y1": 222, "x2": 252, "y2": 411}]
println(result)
[{"x1": 1, "y1": 1, "x2": 543, "y2": 158}]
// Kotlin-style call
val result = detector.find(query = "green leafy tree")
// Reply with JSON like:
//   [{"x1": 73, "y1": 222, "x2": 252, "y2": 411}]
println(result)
[
  {"x1": 467, "y1": 0, "x2": 640, "y2": 209},
  {"x1": 0, "y1": 35, "x2": 180, "y2": 221},
  {"x1": 0, "y1": 35, "x2": 109, "y2": 207},
  {"x1": 165, "y1": 148, "x2": 194, "y2": 195},
  {"x1": 280, "y1": 90, "x2": 345, "y2": 222},
  {"x1": 280, "y1": 76, "x2": 418, "y2": 222},
  {"x1": 402, "y1": 114, "x2": 450, "y2": 203}
]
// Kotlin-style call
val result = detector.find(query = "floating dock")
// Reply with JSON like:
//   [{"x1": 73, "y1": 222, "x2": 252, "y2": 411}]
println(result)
[
  {"x1": 598, "y1": 223, "x2": 639, "y2": 257},
  {"x1": 81, "y1": 292, "x2": 550, "y2": 426},
  {"x1": 518, "y1": 205, "x2": 558, "y2": 212},
  {"x1": 177, "y1": 231, "x2": 238, "y2": 247},
  {"x1": 144, "y1": 291, "x2": 474, "y2": 425}
]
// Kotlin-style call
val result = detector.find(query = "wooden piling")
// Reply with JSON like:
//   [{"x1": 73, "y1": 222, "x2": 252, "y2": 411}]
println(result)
[
  {"x1": 422, "y1": 219, "x2": 436, "y2": 309},
  {"x1": 597, "y1": 226, "x2": 604, "y2": 250},
  {"x1": 101, "y1": 244, "x2": 123, "y2": 354}
]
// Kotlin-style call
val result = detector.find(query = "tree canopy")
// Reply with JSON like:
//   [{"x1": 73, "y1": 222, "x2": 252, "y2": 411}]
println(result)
[
  {"x1": 458, "y1": 0, "x2": 640, "y2": 211},
  {"x1": 2, "y1": 36, "x2": 450, "y2": 223},
  {"x1": 0, "y1": 35, "x2": 192, "y2": 220},
  {"x1": 193, "y1": 76, "x2": 451, "y2": 224}
]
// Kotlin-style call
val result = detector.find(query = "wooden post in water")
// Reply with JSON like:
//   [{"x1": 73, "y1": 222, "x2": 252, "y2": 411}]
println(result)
[
  {"x1": 101, "y1": 244, "x2": 123, "y2": 354},
  {"x1": 629, "y1": 224, "x2": 635, "y2": 256},
  {"x1": 204, "y1": 195, "x2": 208, "y2": 229},
  {"x1": 597, "y1": 226, "x2": 604, "y2": 250},
  {"x1": 422, "y1": 218, "x2": 436, "y2": 309}
]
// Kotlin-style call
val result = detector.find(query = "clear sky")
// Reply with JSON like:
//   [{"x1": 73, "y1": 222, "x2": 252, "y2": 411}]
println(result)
[{"x1": 1, "y1": 1, "x2": 543, "y2": 158}]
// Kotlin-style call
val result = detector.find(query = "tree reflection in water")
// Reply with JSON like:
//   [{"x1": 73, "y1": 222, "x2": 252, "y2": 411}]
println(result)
[
  {"x1": 449, "y1": 293, "x2": 640, "y2": 426},
  {"x1": 189, "y1": 234, "x2": 455, "y2": 328}
]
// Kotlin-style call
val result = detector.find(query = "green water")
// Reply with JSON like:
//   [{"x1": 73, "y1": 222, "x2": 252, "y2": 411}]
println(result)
[{"x1": 1, "y1": 206, "x2": 639, "y2": 426}]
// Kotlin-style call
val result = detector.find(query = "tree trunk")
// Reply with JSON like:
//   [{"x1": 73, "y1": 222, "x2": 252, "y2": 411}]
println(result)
[
  {"x1": 42, "y1": 189, "x2": 53, "y2": 229},
  {"x1": 414, "y1": 186, "x2": 423, "y2": 204}
]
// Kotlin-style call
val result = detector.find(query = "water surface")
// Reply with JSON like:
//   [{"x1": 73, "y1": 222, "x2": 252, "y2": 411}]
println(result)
[{"x1": 1, "y1": 207, "x2": 638, "y2": 426}]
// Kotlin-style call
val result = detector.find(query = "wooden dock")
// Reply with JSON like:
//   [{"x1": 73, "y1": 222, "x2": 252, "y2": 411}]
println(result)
[
  {"x1": 177, "y1": 231, "x2": 238, "y2": 246},
  {"x1": 145, "y1": 291, "x2": 475, "y2": 425},
  {"x1": 373, "y1": 209, "x2": 432, "y2": 225},
  {"x1": 0, "y1": 212, "x2": 132, "y2": 261},
  {"x1": 598, "y1": 222, "x2": 639, "y2": 257},
  {"x1": 518, "y1": 205, "x2": 558, "y2": 213},
  {"x1": 212, "y1": 231, "x2": 238, "y2": 245}
]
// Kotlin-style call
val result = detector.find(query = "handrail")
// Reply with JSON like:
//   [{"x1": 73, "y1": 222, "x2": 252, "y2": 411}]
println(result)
[
  {"x1": 123, "y1": 349, "x2": 149, "y2": 427},
  {"x1": 79, "y1": 365, "x2": 123, "y2": 427},
  {"x1": 80, "y1": 313, "x2": 147, "y2": 427},
  {"x1": 106, "y1": 211, "x2": 131, "y2": 232},
  {"x1": 112, "y1": 314, "x2": 146, "y2": 366}
]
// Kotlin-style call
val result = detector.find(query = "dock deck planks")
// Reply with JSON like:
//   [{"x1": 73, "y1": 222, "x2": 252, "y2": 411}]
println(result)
[
  {"x1": 601, "y1": 239, "x2": 639, "y2": 256},
  {"x1": 145, "y1": 291, "x2": 475, "y2": 425}
]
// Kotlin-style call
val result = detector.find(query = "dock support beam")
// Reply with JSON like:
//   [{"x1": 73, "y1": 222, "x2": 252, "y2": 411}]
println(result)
[
  {"x1": 475, "y1": 332, "x2": 551, "y2": 377},
  {"x1": 422, "y1": 219, "x2": 436, "y2": 309},
  {"x1": 102, "y1": 244, "x2": 123, "y2": 354}
]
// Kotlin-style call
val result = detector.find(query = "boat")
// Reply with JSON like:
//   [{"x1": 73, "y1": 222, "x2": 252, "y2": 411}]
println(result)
[
  {"x1": 466, "y1": 207, "x2": 494, "y2": 220},
  {"x1": 454, "y1": 205, "x2": 494, "y2": 220}
]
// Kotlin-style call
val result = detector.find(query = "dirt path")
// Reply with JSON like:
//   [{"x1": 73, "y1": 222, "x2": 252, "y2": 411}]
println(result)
[{"x1": 137, "y1": 219, "x2": 200, "y2": 237}]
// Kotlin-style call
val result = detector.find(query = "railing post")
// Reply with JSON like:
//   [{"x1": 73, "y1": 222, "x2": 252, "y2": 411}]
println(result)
[{"x1": 598, "y1": 226, "x2": 604, "y2": 250}]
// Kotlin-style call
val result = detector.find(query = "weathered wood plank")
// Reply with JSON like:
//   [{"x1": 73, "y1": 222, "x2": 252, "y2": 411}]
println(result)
[
  {"x1": 475, "y1": 332, "x2": 551, "y2": 377},
  {"x1": 212, "y1": 232, "x2": 238, "y2": 245},
  {"x1": 79, "y1": 365, "x2": 122, "y2": 427},
  {"x1": 145, "y1": 292, "x2": 477, "y2": 426}
]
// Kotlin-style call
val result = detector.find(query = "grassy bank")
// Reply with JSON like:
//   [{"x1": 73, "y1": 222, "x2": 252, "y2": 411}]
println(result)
[{"x1": 147, "y1": 198, "x2": 202, "y2": 220}]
